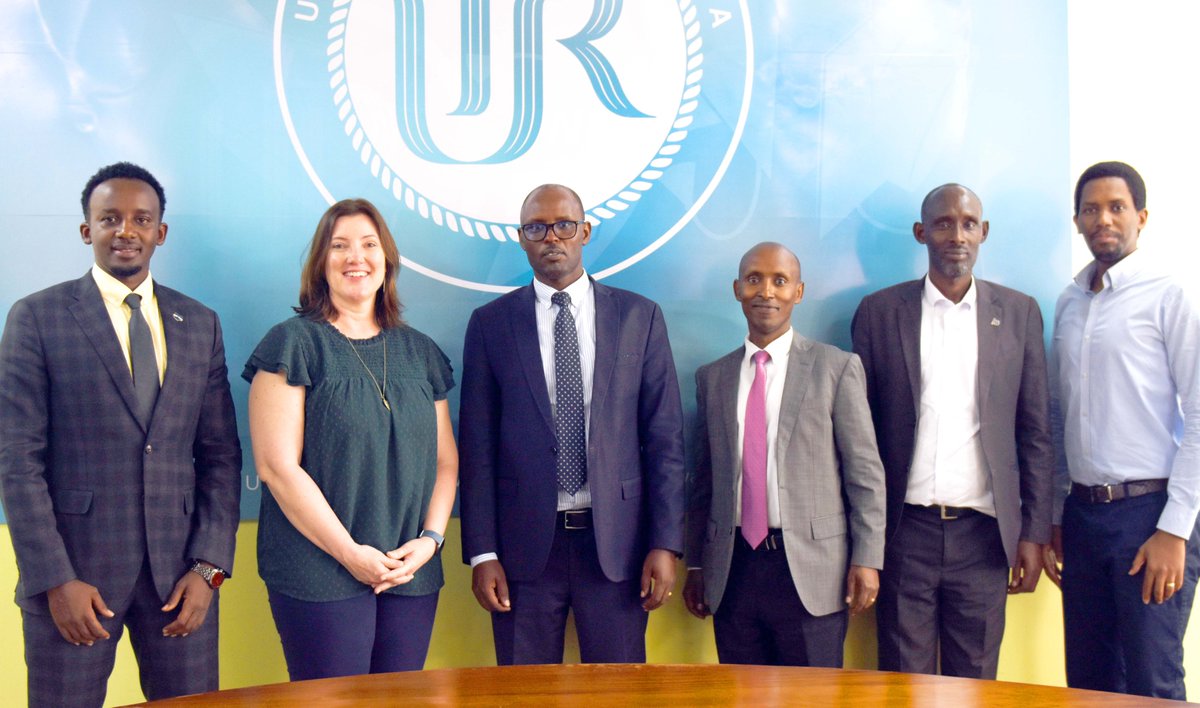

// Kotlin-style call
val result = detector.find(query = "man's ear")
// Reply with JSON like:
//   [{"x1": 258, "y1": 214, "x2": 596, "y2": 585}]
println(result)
[{"x1": 912, "y1": 222, "x2": 926, "y2": 244}]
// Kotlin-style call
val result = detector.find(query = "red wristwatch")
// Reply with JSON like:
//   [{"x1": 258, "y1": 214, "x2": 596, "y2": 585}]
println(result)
[{"x1": 190, "y1": 561, "x2": 227, "y2": 589}]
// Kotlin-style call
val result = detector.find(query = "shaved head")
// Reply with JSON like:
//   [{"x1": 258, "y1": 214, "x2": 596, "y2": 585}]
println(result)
[
  {"x1": 738, "y1": 241, "x2": 801, "y2": 281},
  {"x1": 520, "y1": 184, "x2": 585, "y2": 222},
  {"x1": 920, "y1": 183, "x2": 981, "y2": 224}
]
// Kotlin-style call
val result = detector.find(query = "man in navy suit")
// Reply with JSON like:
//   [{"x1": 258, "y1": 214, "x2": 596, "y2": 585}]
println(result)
[
  {"x1": 459, "y1": 183, "x2": 685, "y2": 664},
  {"x1": 0, "y1": 163, "x2": 241, "y2": 706}
]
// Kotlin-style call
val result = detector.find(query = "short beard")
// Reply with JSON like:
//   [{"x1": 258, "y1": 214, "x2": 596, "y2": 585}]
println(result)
[
  {"x1": 1091, "y1": 245, "x2": 1128, "y2": 264},
  {"x1": 934, "y1": 261, "x2": 971, "y2": 279},
  {"x1": 109, "y1": 264, "x2": 144, "y2": 280}
]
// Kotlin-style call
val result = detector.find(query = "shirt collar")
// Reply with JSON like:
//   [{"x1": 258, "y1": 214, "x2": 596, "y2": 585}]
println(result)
[
  {"x1": 922, "y1": 273, "x2": 976, "y2": 309},
  {"x1": 533, "y1": 271, "x2": 591, "y2": 310},
  {"x1": 91, "y1": 263, "x2": 154, "y2": 307},
  {"x1": 1073, "y1": 248, "x2": 1145, "y2": 293},
  {"x1": 743, "y1": 327, "x2": 794, "y2": 365}
]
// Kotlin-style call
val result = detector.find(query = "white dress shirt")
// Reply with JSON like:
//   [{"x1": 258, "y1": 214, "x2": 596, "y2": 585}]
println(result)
[
  {"x1": 907, "y1": 276, "x2": 994, "y2": 515},
  {"x1": 1052, "y1": 250, "x2": 1200, "y2": 538},
  {"x1": 734, "y1": 328, "x2": 793, "y2": 528},
  {"x1": 532, "y1": 274, "x2": 597, "y2": 511},
  {"x1": 469, "y1": 274, "x2": 597, "y2": 568}
]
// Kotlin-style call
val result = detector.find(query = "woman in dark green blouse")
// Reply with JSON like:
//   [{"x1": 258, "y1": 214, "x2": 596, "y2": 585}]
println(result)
[{"x1": 244, "y1": 199, "x2": 458, "y2": 680}]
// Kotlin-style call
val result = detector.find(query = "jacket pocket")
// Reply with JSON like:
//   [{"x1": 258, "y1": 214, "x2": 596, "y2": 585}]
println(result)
[
  {"x1": 54, "y1": 489, "x2": 93, "y2": 515},
  {"x1": 811, "y1": 512, "x2": 847, "y2": 540},
  {"x1": 706, "y1": 518, "x2": 718, "y2": 541}
]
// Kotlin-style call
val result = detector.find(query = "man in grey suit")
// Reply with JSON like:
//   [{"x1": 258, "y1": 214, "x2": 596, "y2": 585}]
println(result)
[
  {"x1": 683, "y1": 241, "x2": 885, "y2": 666},
  {"x1": 0, "y1": 162, "x2": 241, "y2": 706},
  {"x1": 850, "y1": 183, "x2": 1053, "y2": 678}
]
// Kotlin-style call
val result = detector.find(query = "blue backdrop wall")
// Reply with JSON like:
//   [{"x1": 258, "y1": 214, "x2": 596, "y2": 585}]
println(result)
[{"x1": 0, "y1": 0, "x2": 1070, "y2": 521}]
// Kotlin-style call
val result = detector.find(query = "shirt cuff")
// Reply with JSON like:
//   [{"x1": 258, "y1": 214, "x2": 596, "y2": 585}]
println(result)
[
  {"x1": 469, "y1": 552, "x2": 499, "y2": 568},
  {"x1": 1157, "y1": 499, "x2": 1199, "y2": 540}
]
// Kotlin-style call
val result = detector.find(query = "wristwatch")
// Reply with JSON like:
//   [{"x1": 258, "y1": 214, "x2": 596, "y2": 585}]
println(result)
[
  {"x1": 419, "y1": 529, "x2": 445, "y2": 555},
  {"x1": 190, "y1": 561, "x2": 227, "y2": 589}
]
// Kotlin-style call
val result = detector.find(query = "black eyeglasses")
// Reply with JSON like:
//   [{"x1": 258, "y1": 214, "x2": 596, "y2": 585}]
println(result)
[{"x1": 519, "y1": 220, "x2": 586, "y2": 242}]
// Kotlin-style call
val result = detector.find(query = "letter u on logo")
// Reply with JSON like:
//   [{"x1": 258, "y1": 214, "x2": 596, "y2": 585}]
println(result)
[{"x1": 394, "y1": 0, "x2": 647, "y2": 165}]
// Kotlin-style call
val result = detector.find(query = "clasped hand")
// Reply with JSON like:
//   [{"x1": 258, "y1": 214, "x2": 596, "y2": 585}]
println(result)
[{"x1": 341, "y1": 537, "x2": 439, "y2": 594}]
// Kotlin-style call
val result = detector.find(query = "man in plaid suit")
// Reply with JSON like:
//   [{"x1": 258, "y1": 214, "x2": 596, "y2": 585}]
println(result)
[{"x1": 0, "y1": 162, "x2": 241, "y2": 706}]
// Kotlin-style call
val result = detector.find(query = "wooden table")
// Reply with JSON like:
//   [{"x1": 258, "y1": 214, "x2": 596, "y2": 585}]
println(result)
[{"x1": 134, "y1": 664, "x2": 1193, "y2": 706}]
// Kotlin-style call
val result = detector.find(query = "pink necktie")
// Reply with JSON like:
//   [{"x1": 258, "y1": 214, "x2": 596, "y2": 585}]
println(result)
[{"x1": 742, "y1": 350, "x2": 769, "y2": 548}]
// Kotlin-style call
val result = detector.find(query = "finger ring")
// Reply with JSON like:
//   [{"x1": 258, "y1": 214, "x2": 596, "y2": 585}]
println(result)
[{"x1": 1167, "y1": 582, "x2": 1177, "y2": 589}]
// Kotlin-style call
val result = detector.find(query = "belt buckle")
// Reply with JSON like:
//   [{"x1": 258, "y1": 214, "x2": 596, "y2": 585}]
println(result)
[
  {"x1": 1097, "y1": 484, "x2": 1115, "y2": 503},
  {"x1": 939, "y1": 505, "x2": 959, "y2": 520},
  {"x1": 563, "y1": 510, "x2": 588, "y2": 530}
]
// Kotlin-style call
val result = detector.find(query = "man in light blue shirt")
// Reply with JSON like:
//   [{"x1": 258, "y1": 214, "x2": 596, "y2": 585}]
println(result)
[{"x1": 1045, "y1": 161, "x2": 1200, "y2": 699}]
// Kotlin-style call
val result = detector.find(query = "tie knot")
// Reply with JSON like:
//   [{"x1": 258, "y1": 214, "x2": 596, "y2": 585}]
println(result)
[
  {"x1": 552, "y1": 291, "x2": 571, "y2": 308},
  {"x1": 753, "y1": 349, "x2": 770, "y2": 366},
  {"x1": 124, "y1": 293, "x2": 143, "y2": 311}
]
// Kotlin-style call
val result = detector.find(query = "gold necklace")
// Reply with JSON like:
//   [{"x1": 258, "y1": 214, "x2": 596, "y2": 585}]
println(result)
[{"x1": 343, "y1": 332, "x2": 390, "y2": 411}]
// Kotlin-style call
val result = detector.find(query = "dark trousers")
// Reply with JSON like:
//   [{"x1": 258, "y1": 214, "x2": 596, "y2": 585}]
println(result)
[
  {"x1": 22, "y1": 556, "x2": 219, "y2": 708},
  {"x1": 268, "y1": 588, "x2": 439, "y2": 681},
  {"x1": 876, "y1": 505, "x2": 1008, "y2": 678},
  {"x1": 1062, "y1": 490, "x2": 1200, "y2": 700},
  {"x1": 491, "y1": 524, "x2": 648, "y2": 664},
  {"x1": 713, "y1": 534, "x2": 847, "y2": 667}
]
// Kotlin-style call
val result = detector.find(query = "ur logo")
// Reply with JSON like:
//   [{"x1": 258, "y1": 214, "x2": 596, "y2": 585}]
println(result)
[{"x1": 275, "y1": 0, "x2": 752, "y2": 291}]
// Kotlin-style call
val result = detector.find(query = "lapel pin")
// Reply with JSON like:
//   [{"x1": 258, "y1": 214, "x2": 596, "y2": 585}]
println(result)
[
  {"x1": 172, "y1": 313, "x2": 183, "y2": 322},
  {"x1": 991, "y1": 318, "x2": 1000, "y2": 327}
]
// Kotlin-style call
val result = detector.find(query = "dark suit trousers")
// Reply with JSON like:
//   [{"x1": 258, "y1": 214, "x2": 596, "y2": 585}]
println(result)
[
  {"x1": 491, "y1": 522, "x2": 647, "y2": 664},
  {"x1": 22, "y1": 555, "x2": 218, "y2": 707},
  {"x1": 1062, "y1": 491, "x2": 1200, "y2": 700},
  {"x1": 713, "y1": 534, "x2": 848, "y2": 667},
  {"x1": 876, "y1": 506, "x2": 1008, "y2": 678}
]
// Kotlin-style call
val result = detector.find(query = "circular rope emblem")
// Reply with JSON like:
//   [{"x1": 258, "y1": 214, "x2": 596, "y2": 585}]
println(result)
[{"x1": 276, "y1": 0, "x2": 752, "y2": 291}]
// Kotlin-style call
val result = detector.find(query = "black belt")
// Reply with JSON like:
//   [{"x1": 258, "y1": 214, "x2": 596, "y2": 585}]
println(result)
[
  {"x1": 738, "y1": 528, "x2": 784, "y2": 551},
  {"x1": 905, "y1": 503, "x2": 979, "y2": 521},
  {"x1": 1070, "y1": 479, "x2": 1168, "y2": 504},
  {"x1": 557, "y1": 509, "x2": 592, "y2": 530}
]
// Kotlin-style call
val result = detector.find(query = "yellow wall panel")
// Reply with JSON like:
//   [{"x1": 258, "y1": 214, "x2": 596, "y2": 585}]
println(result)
[{"x1": 1, "y1": 521, "x2": 1196, "y2": 705}]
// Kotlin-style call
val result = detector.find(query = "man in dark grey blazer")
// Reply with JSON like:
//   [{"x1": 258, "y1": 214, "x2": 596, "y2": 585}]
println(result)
[
  {"x1": 0, "y1": 162, "x2": 241, "y2": 706},
  {"x1": 850, "y1": 184, "x2": 1053, "y2": 678},
  {"x1": 684, "y1": 242, "x2": 885, "y2": 666}
]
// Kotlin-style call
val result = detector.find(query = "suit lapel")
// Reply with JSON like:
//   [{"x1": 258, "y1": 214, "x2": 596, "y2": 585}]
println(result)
[
  {"x1": 68, "y1": 273, "x2": 146, "y2": 430},
  {"x1": 716, "y1": 348, "x2": 743, "y2": 478},
  {"x1": 510, "y1": 285, "x2": 555, "y2": 433},
  {"x1": 153, "y1": 287, "x2": 192, "y2": 428},
  {"x1": 974, "y1": 281, "x2": 1003, "y2": 413},
  {"x1": 590, "y1": 281, "x2": 617, "y2": 434},
  {"x1": 897, "y1": 281, "x2": 923, "y2": 416},
  {"x1": 776, "y1": 335, "x2": 814, "y2": 459}
]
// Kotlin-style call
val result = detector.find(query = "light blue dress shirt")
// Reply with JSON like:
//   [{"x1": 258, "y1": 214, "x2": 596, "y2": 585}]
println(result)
[{"x1": 1051, "y1": 249, "x2": 1200, "y2": 538}]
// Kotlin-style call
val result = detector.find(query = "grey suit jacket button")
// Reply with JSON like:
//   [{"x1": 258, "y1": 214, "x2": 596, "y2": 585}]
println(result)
[{"x1": 144, "y1": 444, "x2": 153, "y2": 454}]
